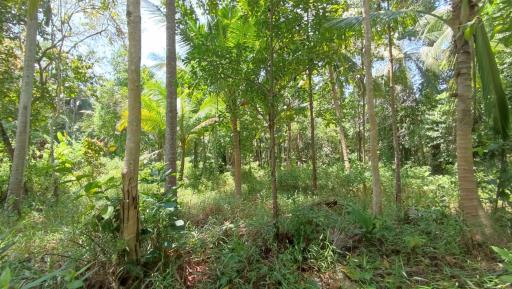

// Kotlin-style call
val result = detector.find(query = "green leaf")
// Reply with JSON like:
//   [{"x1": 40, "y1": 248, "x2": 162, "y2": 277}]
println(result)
[
  {"x1": 499, "y1": 275, "x2": 512, "y2": 283},
  {"x1": 473, "y1": 19, "x2": 510, "y2": 140},
  {"x1": 83, "y1": 181, "x2": 102, "y2": 195},
  {"x1": 464, "y1": 23, "x2": 474, "y2": 41},
  {"x1": 0, "y1": 268, "x2": 11, "y2": 289},
  {"x1": 21, "y1": 265, "x2": 67, "y2": 289},
  {"x1": 66, "y1": 280, "x2": 84, "y2": 289},
  {"x1": 101, "y1": 206, "x2": 114, "y2": 220}
]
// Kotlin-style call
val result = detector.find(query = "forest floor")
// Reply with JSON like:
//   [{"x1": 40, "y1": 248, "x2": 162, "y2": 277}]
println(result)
[{"x1": 1, "y1": 164, "x2": 511, "y2": 288}]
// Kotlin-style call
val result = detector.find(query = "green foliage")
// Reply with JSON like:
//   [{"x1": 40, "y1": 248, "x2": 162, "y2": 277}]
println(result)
[
  {"x1": 472, "y1": 19, "x2": 510, "y2": 140},
  {"x1": 491, "y1": 246, "x2": 512, "y2": 284}
]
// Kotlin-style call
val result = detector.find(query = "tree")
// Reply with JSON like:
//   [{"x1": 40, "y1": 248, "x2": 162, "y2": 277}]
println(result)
[
  {"x1": 5, "y1": 0, "x2": 39, "y2": 212},
  {"x1": 386, "y1": 2, "x2": 401, "y2": 208},
  {"x1": 165, "y1": 0, "x2": 178, "y2": 194},
  {"x1": 328, "y1": 65, "x2": 350, "y2": 171},
  {"x1": 362, "y1": 0, "x2": 383, "y2": 216},
  {"x1": 450, "y1": 0, "x2": 510, "y2": 239},
  {"x1": 180, "y1": 2, "x2": 256, "y2": 196},
  {"x1": 121, "y1": 0, "x2": 142, "y2": 262}
]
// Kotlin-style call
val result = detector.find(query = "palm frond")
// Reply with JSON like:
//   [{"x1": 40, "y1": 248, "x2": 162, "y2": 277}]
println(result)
[
  {"x1": 473, "y1": 19, "x2": 510, "y2": 139},
  {"x1": 419, "y1": 27, "x2": 452, "y2": 72},
  {"x1": 142, "y1": 0, "x2": 165, "y2": 25}
]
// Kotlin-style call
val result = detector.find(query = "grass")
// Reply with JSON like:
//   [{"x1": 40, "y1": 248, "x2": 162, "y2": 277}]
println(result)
[{"x1": 0, "y1": 162, "x2": 510, "y2": 288}]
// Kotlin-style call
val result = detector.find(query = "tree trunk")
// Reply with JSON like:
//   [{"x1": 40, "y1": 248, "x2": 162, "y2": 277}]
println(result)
[
  {"x1": 0, "y1": 120, "x2": 14, "y2": 161},
  {"x1": 5, "y1": 0, "x2": 39, "y2": 213},
  {"x1": 495, "y1": 146, "x2": 507, "y2": 211},
  {"x1": 387, "y1": 25, "x2": 402, "y2": 209},
  {"x1": 286, "y1": 122, "x2": 292, "y2": 170},
  {"x1": 451, "y1": 0, "x2": 492, "y2": 239},
  {"x1": 362, "y1": 0, "x2": 383, "y2": 216},
  {"x1": 121, "y1": 0, "x2": 141, "y2": 263},
  {"x1": 179, "y1": 138, "x2": 186, "y2": 181},
  {"x1": 268, "y1": 0, "x2": 279, "y2": 231},
  {"x1": 307, "y1": 67, "x2": 318, "y2": 191},
  {"x1": 230, "y1": 113, "x2": 242, "y2": 196},
  {"x1": 165, "y1": 0, "x2": 178, "y2": 194},
  {"x1": 328, "y1": 66, "x2": 350, "y2": 171},
  {"x1": 269, "y1": 119, "x2": 278, "y2": 222},
  {"x1": 193, "y1": 139, "x2": 198, "y2": 169},
  {"x1": 49, "y1": 118, "x2": 58, "y2": 198}
]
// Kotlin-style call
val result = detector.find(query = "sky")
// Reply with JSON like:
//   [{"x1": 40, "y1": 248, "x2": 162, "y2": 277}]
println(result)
[{"x1": 140, "y1": 3, "x2": 166, "y2": 67}]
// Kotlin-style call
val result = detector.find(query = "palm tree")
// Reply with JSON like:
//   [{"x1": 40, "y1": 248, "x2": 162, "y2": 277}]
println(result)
[
  {"x1": 418, "y1": 0, "x2": 510, "y2": 236},
  {"x1": 119, "y1": 79, "x2": 219, "y2": 182},
  {"x1": 121, "y1": 0, "x2": 142, "y2": 262},
  {"x1": 5, "y1": 0, "x2": 39, "y2": 212},
  {"x1": 165, "y1": 0, "x2": 178, "y2": 195},
  {"x1": 362, "y1": 0, "x2": 383, "y2": 216},
  {"x1": 450, "y1": 0, "x2": 509, "y2": 239}
]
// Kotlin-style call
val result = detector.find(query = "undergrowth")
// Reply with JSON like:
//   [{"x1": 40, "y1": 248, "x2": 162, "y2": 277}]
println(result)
[{"x1": 1, "y1": 162, "x2": 511, "y2": 288}]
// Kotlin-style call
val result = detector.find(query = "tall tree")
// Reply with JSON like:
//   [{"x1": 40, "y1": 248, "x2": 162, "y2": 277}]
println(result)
[
  {"x1": 307, "y1": 67, "x2": 318, "y2": 191},
  {"x1": 268, "y1": 0, "x2": 279, "y2": 228},
  {"x1": 306, "y1": 3, "x2": 317, "y2": 191},
  {"x1": 165, "y1": 0, "x2": 178, "y2": 194},
  {"x1": 451, "y1": 0, "x2": 498, "y2": 239},
  {"x1": 121, "y1": 0, "x2": 142, "y2": 262},
  {"x1": 328, "y1": 65, "x2": 351, "y2": 171},
  {"x1": 5, "y1": 0, "x2": 39, "y2": 212},
  {"x1": 0, "y1": 121, "x2": 13, "y2": 161},
  {"x1": 387, "y1": 17, "x2": 401, "y2": 208},
  {"x1": 362, "y1": 0, "x2": 383, "y2": 216}
]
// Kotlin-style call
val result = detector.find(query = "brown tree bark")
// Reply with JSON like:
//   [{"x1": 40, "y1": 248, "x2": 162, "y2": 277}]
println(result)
[
  {"x1": 230, "y1": 112, "x2": 242, "y2": 196},
  {"x1": 451, "y1": 0, "x2": 492, "y2": 239},
  {"x1": 0, "y1": 121, "x2": 14, "y2": 161},
  {"x1": 165, "y1": 0, "x2": 178, "y2": 194},
  {"x1": 179, "y1": 138, "x2": 186, "y2": 181},
  {"x1": 121, "y1": 0, "x2": 142, "y2": 262},
  {"x1": 328, "y1": 66, "x2": 351, "y2": 171},
  {"x1": 363, "y1": 0, "x2": 383, "y2": 216},
  {"x1": 5, "y1": 0, "x2": 39, "y2": 212},
  {"x1": 387, "y1": 25, "x2": 402, "y2": 209},
  {"x1": 268, "y1": 0, "x2": 279, "y2": 230},
  {"x1": 286, "y1": 122, "x2": 292, "y2": 170},
  {"x1": 308, "y1": 67, "x2": 318, "y2": 191}
]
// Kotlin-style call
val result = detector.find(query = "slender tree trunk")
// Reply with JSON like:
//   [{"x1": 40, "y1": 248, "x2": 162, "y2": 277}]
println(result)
[
  {"x1": 0, "y1": 121, "x2": 14, "y2": 161},
  {"x1": 165, "y1": 0, "x2": 178, "y2": 194},
  {"x1": 307, "y1": 67, "x2": 318, "y2": 191},
  {"x1": 362, "y1": 0, "x2": 383, "y2": 216},
  {"x1": 268, "y1": 0, "x2": 279, "y2": 231},
  {"x1": 387, "y1": 25, "x2": 402, "y2": 208},
  {"x1": 230, "y1": 112, "x2": 242, "y2": 196},
  {"x1": 121, "y1": 0, "x2": 141, "y2": 263},
  {"x1": 452, "y1": 0, "x2": 491, "y2": 239},
  {"x1": 286, "y1": 122, "x2": 292, "y2": 170},
  {"x1": 328, "y1": 66, "x2": 350, "y2": 171},
  {"x1": 193, "y1": 139, "x2": 198, "y2": 169},
  {"x1": 179, "y1": 139, "x2": 186, "y2": 181},
  {"x1": 269, "y1": 119, "x2": 278, "y2": 221},
  {"x1": 5, "y1": 0, "x2": 39, "y2": 212},
  {"x1": 49, "y1": 118, "x2": 58, "y2": 198},
  {"x1": 495, "y1": 146, "x2": 507, "y2": 211}
]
